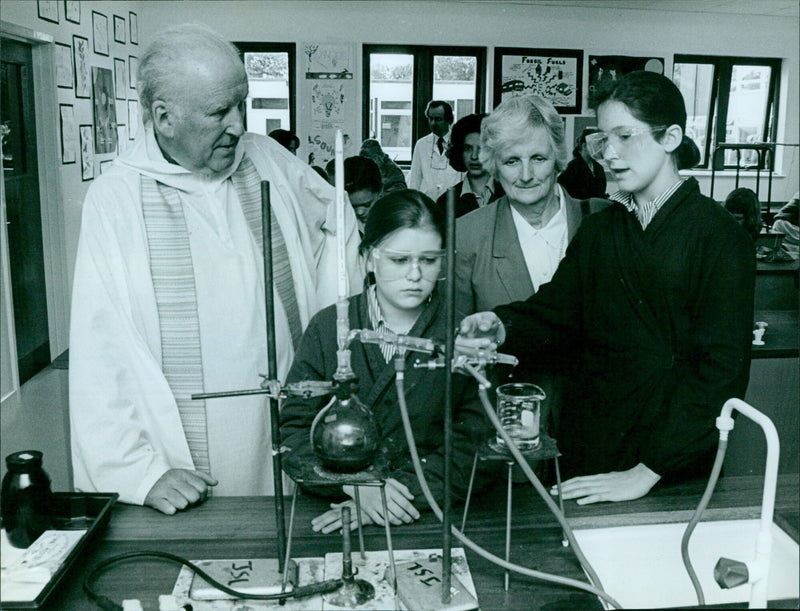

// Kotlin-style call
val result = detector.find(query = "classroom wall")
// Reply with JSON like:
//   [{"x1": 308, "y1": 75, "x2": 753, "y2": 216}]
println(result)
[
  {"x1": 140, "y1": 0, "x2": 800, "y2": 201},
  {"x1": 1, "y1": 0, "x2": 145, "y2": 490}
]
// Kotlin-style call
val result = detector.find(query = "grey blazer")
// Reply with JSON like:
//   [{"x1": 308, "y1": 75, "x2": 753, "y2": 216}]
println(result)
[{"x1": 455, "y1": 191, "x2": 609, "y2": 321}]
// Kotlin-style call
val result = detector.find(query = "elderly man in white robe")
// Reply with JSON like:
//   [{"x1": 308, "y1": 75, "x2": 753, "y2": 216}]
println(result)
[{"x1": 69, "y1": 24, "x2": 360, "y2": 515}]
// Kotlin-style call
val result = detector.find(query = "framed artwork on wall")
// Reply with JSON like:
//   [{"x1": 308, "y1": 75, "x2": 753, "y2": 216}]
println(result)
[
  {"x1": 73, "y1": 35, "x2": 91, "y2": 98},
  {"x1": 129, "y1": 12, "x2": 139, "y2": 45},
  {"x1": 114, "y1": 58, "x2": 127, "y2": 100},
  {"x1": 129, "y1": 55, "x2": 138, "y2": 89},
  {"x1": 79, "y1": 124, "x2": 94, "y2": 181},
  {"x1": 92, "y1": 66, "x2": 118, "y2": 154},
  {"x1": 55, "y1": 42, "x2": 74, "y2": 89},
  {"x1": 59, "y1": 104, "x2": 77, "y2": 164},
  {"x1": 494, "y1": 47, "x2": 583, "y2": 114},
  {"x1": 113, "y1": 15, "x2": 126, "y2": 44},
  {"x1": 128, "y1": 100, "x2": 139, "y2": 140},
  {"x1": 38, "y1": 0, "x2": 59, "y2": 24},
  {"x1": 92, "y1": 11, "x2": 109, "y2": 56},
  {"x1": 65, "y1": 0, "x2": 81, "y2": 24},
  {"x1": 117, "y1": 125, "x2": 127, "y2": 155},
  {"x1": 127, "y1": 100, "x2": 140, "y2": 140},
  {"x1": 99, "y1": 159, "x2": 113, "y2": 175},
  {"x1": 588, "y1": 55, "x2": 665, "y2": 107}
]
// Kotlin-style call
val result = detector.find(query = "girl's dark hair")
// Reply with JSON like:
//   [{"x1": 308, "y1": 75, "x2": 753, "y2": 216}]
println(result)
[
  {"x1": 448, "y1": 113, "x2": 486, "y2": 172},
  {"x1": 326, "y1": 156, "x2": 382, "y2": 194},
  {"x1": 268, "y1": 128, "x2": 300, "y2": 151},
  {"x1": 359, "y1": 189, "x2": 444, "y2": 257},
  {"x1": 725, "y1": 187, "x2": 763, "y2": 240},
  {"x1": 592, "y1": 70, "x2": 700, "y2": 170}
]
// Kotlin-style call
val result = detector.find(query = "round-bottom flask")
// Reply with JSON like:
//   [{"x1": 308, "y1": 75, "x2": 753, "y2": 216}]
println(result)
[{"x1": 311, "y1": 392, "x2": 380, "y2": 473}]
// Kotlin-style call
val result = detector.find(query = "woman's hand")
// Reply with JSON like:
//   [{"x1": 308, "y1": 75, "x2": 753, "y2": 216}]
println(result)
[
  {"x1": 310, "y1": 478, "x2": 420, "y2": 533},
  {"x1": 457, "y1": 312, "x2": 506, "y2": 348},
  {"x1": 550, "y1": 463, "x2": 661, "y2": 505}
]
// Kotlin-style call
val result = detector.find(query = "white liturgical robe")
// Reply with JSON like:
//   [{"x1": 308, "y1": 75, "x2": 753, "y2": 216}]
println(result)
[{"x1": 69, "y1": 128, "x2": 361, "y2": 505}]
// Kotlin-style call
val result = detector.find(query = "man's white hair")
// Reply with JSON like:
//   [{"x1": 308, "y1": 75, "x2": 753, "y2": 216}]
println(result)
[{"x1": 137, "y1": 23, "x2": 243, "y2": 124}]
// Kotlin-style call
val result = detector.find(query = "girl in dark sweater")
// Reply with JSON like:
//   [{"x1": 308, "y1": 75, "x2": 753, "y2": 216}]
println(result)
[{"x1": 281, "y1": 189, "x2": 492, "y2": 533}]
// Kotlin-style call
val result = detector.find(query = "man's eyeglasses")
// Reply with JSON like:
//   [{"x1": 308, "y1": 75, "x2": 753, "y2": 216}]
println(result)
[
  {"x1": 585, "y1": 126, "x2": 666, "y2": 161},
  {"x1": 372, "y1": 248, "x2": 446, "y2": 281}
]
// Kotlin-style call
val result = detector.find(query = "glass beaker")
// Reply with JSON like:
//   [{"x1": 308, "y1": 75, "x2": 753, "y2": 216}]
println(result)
[{"x1": 494, "y1": 383, "x2": 545, "y2": 452}]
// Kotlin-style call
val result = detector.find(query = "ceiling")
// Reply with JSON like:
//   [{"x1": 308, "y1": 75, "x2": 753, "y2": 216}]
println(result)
[{"x1": 456, "y1": 0, "x2": 800, "y2": 19}]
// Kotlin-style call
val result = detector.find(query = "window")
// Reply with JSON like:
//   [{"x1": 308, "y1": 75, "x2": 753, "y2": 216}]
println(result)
[
  {"x1": 672, "y1": 55, "x2": 780, "y2": 170},
  {"x1": 363, "y1": 45, "x2": 486, "y2": 164},
  {"x1": 234, "y1": 42, "x2": 296, "y2": 136}
]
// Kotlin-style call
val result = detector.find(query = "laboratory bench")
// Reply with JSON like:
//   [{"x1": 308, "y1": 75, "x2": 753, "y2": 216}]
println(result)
[{"x1": 28, "y1": 475, "x2": 800, "y2": 610}]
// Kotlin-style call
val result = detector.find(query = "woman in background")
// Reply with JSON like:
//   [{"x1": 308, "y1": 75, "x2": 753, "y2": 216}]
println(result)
[
  {"x1": 454, "y1": 95, "x2": 608, "y2": 450},
  {"x1": 436, "y1": 113, "x2": 504, "y2": 217},
  {"x1": 281, "y1": 190, "x2": 492, "y2": 533}
]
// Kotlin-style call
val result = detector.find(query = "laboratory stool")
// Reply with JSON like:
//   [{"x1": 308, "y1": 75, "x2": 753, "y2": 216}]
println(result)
[{"x1": 460, "y1": 434, "x2": 565, "y2": 591}]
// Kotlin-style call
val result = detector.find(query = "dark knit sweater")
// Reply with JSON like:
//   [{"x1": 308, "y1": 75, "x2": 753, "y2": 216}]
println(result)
[
  {"x1": 494, "y1": 178, "x2": 755, "y2": 482},
  {"x1": 280, "y1": 288, "x2": 494, "y2": 506}
]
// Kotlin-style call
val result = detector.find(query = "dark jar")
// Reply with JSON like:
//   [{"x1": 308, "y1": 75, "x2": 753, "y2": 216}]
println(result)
[{"x1": 1, "y1": 450, "x2": 53, "y2": 548}]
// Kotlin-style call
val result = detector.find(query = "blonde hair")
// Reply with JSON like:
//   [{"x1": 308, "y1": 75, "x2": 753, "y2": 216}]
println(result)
[{"x1": 480, "y1": 95, "x2": 569, "y2": 176}]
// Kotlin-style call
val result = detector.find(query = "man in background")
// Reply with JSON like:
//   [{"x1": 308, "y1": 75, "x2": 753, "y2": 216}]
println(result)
[
  {"x1": 407, "y1": 100, "x2": 461, "y2": 200},
  {"x1": 69, "y1": 24, "x2": 360, "y2": 515}
]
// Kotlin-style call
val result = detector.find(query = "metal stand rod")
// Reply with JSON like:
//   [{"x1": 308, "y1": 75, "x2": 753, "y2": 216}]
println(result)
[
  {"x1": 441, "y1": 186, "x2": 457, "y2": 604},
  {"x1": 461, "y1": 451, "x2": 479, "y2": 533},
  {"x1": 282, "y1": 484, "x2": 299, "y2": 592},
  {"x1": 505, "y1": 461, "x2": 513, "y2": 591},
  {"x1": 380, "y1": 483, "x2": 398, "y2": 599},
  {"x1": 261, "y1": 180, "x2": 287, "y2": 571},
  {"x1": 353, "y1": 486, "x2": 366, "y2": 560},
  {"x1": 554, "y1": 456, "x2": 568, "y2": 547}
]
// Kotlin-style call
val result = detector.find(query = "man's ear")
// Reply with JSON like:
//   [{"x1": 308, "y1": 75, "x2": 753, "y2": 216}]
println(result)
[
  {"x1": 152, "y1": 100, "x2": 175, "y2": 138},
  {"x1": 661, "y1": 124, "x2": 683, "y2": 154}
]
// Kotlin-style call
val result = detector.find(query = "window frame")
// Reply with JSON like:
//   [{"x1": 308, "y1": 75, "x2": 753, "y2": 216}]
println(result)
[
  {"x1": 362, "y1": 44, "x2": 487, "y2": 165},
  {"x1": 673, "y1": 54, "x2": 781, "y2": 170},
  {"x1": 234, "y1": 41, "x2": 297, "y2": 136}
]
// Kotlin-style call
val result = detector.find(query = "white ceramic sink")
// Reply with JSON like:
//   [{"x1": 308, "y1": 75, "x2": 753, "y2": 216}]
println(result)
[{"x1": 573, "y1": 519, "x2": 799, "y2": 609}]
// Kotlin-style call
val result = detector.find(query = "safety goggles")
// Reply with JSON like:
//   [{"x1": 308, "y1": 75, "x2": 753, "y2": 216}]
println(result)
[
  {"x1": 585, "y1": 126, "x2": 666, "y2": 162},
  {"x1": 371, "y1": 248, "x2": 446, "y2": 281}
]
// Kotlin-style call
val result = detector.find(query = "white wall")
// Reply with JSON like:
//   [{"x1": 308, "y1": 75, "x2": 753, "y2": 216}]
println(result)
[
  {"x1": 1, "y1": 0, "x2": 145, "y2": 490},
  {"x1": 140, "y1": 0, "x2": 800, "y2": 201}
]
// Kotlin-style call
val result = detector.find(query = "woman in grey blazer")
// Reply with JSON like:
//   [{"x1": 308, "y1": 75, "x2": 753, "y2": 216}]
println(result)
[{"x1": 455, "y1": 95, "x2": 607, "y2": 439}]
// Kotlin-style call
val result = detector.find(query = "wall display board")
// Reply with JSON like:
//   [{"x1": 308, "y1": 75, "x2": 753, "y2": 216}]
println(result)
[
  {"x1": 55, "y1": 42, "x2": 74, "y2": 89},
  {"x1": 73, "y1": 35, "x2": 91, "y2": 98},
  {"x1": 59, "y1": 104, "x2": 78, "y2": 164},
  {"x1": 588, "y1": 55, "x2": 665, "y2": 107},
  {"x1": 79, "y1": 124, "x2": 94, "y2": 180},
  {"x1": 494, "y1": 47, "x2": 583, "y2": 114},
  {"x1": 301, "y1": 43, "x2": 357, "y2": 166},
  {"x1": 92, "y1": 11, "x2": 109, "y2": 56},
  {"x1": 65, "y1": 1, "x2": 81, "y2": 24},
  {"x1": 91, "y1": 66, "x2": 117, "y2": 154}
]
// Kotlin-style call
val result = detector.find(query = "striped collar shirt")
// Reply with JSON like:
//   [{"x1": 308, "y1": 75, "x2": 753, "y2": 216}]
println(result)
[
  {"x1": 366, "y1": 284, "x2": 400, "y2": 363},
  {"x1": 610, "y1": 179, "x2": 685, "y2": 229},
  {"x1": 461, "y1": 176, "x2": 496, "y2": 208}
]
